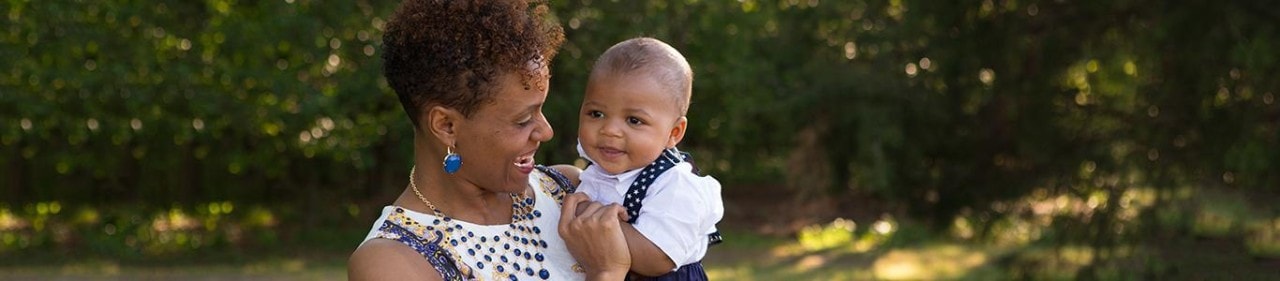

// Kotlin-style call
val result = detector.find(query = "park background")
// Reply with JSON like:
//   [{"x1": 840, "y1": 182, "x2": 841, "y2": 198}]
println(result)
[{"x1": 2, "y1": 0, "x2": 1279, "y2": 280}]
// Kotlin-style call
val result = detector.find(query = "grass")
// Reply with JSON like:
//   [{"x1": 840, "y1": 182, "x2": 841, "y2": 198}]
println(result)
[
  {"x1": 2, "y1": 187, "x2": 1278, "y2": 280},
  {"x1": 2, "y1": 227, "x2": 1278, "y2": 280}
]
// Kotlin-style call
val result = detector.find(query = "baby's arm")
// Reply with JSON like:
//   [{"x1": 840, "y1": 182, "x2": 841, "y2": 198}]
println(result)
[{"x1": 620, "y1": 223, "x2": 678, "y2": 276}]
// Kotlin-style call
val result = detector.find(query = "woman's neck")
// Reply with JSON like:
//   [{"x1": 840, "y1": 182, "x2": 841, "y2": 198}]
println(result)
[
  {"x1": 396, "y1": 164, "x2": 515, "y2": 226},
  {"x1": 401, "y1": 135, "x2": 517, "y2": 225}
]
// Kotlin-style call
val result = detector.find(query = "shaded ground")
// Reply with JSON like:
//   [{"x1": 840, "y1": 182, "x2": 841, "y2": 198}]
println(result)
[
  {"x1": 8, "y1": 232, "x2": 1276, "y2": 280},
  {"x1": 2, "y1": 186, "x2": 1278, "y2": 280}
]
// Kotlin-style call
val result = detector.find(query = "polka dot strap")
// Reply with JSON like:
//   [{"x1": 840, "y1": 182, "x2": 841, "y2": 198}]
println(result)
[{"x1": 622, "y1": 149, "x2": 686, "y2": 224}]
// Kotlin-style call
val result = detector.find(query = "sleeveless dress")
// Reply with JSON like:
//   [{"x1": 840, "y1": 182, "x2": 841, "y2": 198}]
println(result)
[{"x1": 359, "y1": 166, "x2": 584, "y2": 281}]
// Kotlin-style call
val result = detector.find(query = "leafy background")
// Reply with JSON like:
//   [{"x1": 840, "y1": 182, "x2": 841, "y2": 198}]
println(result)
[{"x1": 2, "y1": 0, "x2": 1277, "y2": 279}]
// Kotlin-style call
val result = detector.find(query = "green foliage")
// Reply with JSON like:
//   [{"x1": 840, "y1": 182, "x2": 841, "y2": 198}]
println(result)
[
  {"x1": 1, "y1": 0, "x2": 406, "y2": 205},
  {"x1": 2, "y1": 0, "x2": 1278, "y2": 244},
  {"x1": 548, "y1": 0, "x2": 1279, "y2": 227}
]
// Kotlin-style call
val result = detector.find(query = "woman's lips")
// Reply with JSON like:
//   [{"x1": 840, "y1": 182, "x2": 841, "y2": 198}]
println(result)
[{"x1": 514, "y1": 154, "x2": 535, "y2": 174}]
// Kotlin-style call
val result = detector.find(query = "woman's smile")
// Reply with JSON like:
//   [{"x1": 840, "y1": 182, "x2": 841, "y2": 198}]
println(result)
[{"x1": 514, "y1": 151, "x2": 536, "y2": 174}]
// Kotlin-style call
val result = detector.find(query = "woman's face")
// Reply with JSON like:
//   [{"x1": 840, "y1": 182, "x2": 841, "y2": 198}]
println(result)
[{"x1": 452, "y1": 70, "x2": 554, "y2": 194}]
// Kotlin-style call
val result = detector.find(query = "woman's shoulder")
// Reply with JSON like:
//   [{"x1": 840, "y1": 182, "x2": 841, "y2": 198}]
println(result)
[{"x1": 348, "y1": 239, "x2": 444, "y2": 281}]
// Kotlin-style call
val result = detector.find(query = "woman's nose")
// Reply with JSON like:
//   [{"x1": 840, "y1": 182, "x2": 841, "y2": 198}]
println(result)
[{"x1": 532, "y1": 113, "x2": 553, "y2": 142}]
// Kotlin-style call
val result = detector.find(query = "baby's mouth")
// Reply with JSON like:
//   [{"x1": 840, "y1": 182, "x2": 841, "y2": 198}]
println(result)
[{"x1": 598, "y1": 147, "x2": 625, "y2": 157}]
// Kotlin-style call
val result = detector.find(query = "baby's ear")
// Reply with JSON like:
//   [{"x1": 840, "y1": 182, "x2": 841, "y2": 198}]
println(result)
[{"x1": 667, "y1": 116, "x2": 688, "y2": 148}]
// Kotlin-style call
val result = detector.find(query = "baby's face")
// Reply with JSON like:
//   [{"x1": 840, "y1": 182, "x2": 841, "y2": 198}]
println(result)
[{"x1": 578, "y1": 73, "x2": 683, "y2": 175}]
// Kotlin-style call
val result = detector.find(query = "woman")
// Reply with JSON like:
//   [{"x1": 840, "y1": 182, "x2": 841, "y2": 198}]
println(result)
[{"x1": 347, "y1": 0, "x2": 631, "y2": 280}]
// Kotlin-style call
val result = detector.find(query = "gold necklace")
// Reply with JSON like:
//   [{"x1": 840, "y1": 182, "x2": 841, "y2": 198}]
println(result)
[
  {"x1": 409, "y1": 165, "x2": 445, "y2": 216},
  {"x1": 407, "y1": 165, "x2": 554, "y2": 280},
  {"x1": 410, "y1": 166, "x2": 532, "y2": 217}
]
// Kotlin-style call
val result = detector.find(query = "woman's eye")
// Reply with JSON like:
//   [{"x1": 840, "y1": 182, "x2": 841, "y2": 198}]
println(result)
[
  {"x1": 627, "y1": 117, "x2": 644, "y2": 125},
  {"x1": 587, "y1": 111, "x2": 604, "y2": 118}
]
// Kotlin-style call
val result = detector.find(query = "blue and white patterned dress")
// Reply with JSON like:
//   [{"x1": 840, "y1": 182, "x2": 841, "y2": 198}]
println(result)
[{"x1": 360, "y1": 166, "x2": 584, "y2": 281}]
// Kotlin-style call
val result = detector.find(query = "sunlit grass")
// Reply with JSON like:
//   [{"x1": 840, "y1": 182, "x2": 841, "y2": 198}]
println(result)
[
  {"x1": 871, "y1": 244, "x2": 992, "y2": 280},
  {"x1": 0, "y1": 202, "x2": 312, "y2": 259},
  {"x1": 1245, "y1": 217, "x2": 1280, "y2": 258},
  {"x1": 708, "y1": 219, "x2": 1002, "y2": 280},
  {"x1": 708, "y1": 185, "x2": 1276, "y2": 280},
  {"x1": 2, "y1": 185, "x2": 1276, "y2": 280},
  {"x1": 1190, "y1": 192, "x2": 1252, "y2": 239}
]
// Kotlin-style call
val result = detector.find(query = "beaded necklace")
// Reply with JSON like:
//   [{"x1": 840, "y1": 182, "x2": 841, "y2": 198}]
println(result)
[{"x1": 410, "y1": 166, "x2": 554, "y2": 280}]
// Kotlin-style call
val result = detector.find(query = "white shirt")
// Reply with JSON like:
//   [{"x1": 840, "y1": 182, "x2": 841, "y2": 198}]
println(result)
[{"x1": 576, "y1": 157, "x2": 724, "y2": 271}]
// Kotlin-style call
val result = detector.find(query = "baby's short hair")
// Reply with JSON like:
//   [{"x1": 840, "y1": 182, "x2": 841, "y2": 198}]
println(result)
[{"x1": 591, "y1": 37, "x2": 693, "y2": 115}]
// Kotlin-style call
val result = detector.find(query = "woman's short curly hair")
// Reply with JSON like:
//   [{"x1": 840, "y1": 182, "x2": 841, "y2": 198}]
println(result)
[{"x1": 383, "y1": 0, "x2": 564, "y2": 126}]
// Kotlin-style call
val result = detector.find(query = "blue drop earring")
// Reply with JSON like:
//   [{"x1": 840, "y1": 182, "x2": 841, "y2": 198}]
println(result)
[{"x1": 443, "y1": 146, "x2": 463, "y2": 174}]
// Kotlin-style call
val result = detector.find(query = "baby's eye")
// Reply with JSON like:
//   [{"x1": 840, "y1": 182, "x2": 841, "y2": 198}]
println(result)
[
  {"x1": 627, "y1": 117, "x2": 645, "y2": 125},
  {"x1": 586, "y1": 111, "x2": 604, "y2": 119}
]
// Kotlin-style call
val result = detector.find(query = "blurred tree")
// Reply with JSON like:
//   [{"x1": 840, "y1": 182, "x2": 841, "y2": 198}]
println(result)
[{"x1": 1, "y1": 0, "x2": 1276, "y2": 234}]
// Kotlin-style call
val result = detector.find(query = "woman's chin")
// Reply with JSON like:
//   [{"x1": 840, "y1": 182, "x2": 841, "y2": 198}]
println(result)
[{"x1": 505, "y1": 170, "x2": 531, "y2": 192}]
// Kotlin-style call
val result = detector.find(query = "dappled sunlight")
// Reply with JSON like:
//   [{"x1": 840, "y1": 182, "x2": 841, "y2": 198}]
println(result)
[
  {"x1": 871, "y1": 245, "x2": 989, "y2": 280},
  {"x1": 705, "y1": 219, "x2": 1002, "y2": 280},
  {"x1": 795, "y1": 254, "x2": 828, "y2": 271},
  {"x1": 966, "y1": 183, "x2": 1165, "y2": 247},
  {"x1": 796, "y1": 217, "x2": 893, "y2": 254},
  {"x1": 245, "y1": 206, "x2": 279, "y2": 228},
  {"x1": 3, "y1": 0, "x2": 1279, "y2": 280},
  {"x1": 0, "y1": 202, "x2": 298, "y2": 256},
  {"x1": 797, "y1": 218, "x2": 856, "y2": 251},
  {"x1": 1056, "y1": 246, "x2": 1097, "y2": 265},
  {"x1": 0, "y1": 207, "x2": 30, "y2": 252},
  {"x1": 74, "y1": 207, "x2": 101, "y2": 226},
  {"x1": 151, "y1": 208, "x2": 199, "y2": 233},
  {"x1": 1245, "y1": 217, "x2": 1280, "y2": 258},
  {"x1": 0, "y1": 208, "x2": 27, "y2": 231},
  {"x1": 1189, "y1": 192, "x2": 1252, "y2": 239},
  {"x1": 143, "y1": 208, "x2": 209, "y2": 254}
]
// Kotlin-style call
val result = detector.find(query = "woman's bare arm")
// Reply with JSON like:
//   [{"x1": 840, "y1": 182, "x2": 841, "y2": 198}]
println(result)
[{"x1": 348, "y1": 239, "x2": 444, "y2": 281}]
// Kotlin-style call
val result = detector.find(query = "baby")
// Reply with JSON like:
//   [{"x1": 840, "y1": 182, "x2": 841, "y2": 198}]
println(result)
[{"x1": 575, "y1": 37, "x2": 724, "y2": 280}]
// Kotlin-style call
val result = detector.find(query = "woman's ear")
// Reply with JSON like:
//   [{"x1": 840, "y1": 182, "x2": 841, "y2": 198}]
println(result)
[
  {"x1": 426, "y1": 105, "x2": 464, "y2": 146},
  {"x1": 666, "y1": 116, "x2": 688, "y2": 148}
]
